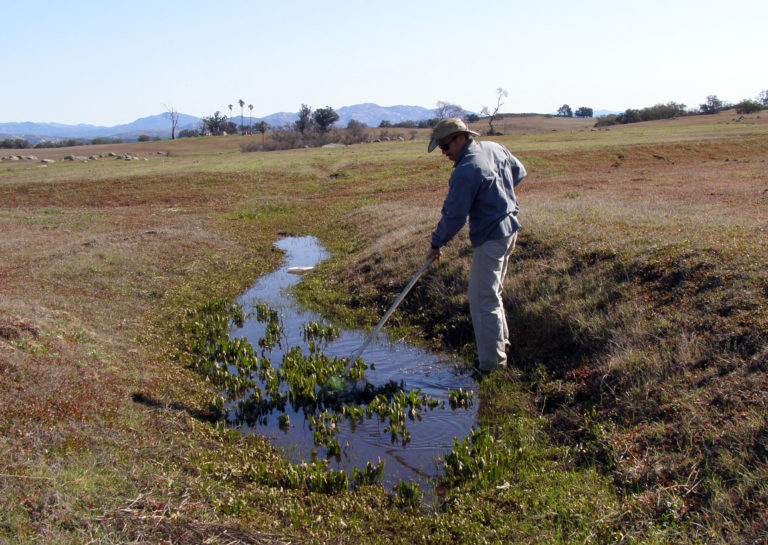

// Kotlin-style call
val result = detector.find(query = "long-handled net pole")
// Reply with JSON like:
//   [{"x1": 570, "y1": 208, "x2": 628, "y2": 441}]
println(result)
[{"x1": 342, "y1": 255, "x2": 436, "y2": 374}]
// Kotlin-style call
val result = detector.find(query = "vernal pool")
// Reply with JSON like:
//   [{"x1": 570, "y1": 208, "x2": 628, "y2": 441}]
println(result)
[{"x1": 228, "y1": 236, "x2": 477, "y2": 491}]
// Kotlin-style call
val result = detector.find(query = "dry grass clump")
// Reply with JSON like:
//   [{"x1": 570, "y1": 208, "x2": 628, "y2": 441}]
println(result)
[{"x1": 512, "y1": 142, "x2": 766, "y2": 541}]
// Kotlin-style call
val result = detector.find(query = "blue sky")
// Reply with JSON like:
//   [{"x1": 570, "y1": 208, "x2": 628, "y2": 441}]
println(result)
[{"x1": 2, "y1": 0, "x2": 765, "y2": 125}]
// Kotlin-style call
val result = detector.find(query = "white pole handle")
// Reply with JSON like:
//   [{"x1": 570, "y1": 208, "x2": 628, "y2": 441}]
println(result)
[{"x1": 344, "y1": 255, "x2": 436, "y2": 370}]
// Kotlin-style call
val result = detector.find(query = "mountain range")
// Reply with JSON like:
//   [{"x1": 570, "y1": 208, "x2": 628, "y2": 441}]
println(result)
[{"x1": 0, "y1": 103, "x2": 438, "y2": 143}]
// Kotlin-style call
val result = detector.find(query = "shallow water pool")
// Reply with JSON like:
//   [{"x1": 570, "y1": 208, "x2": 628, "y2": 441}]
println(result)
[{"x1": 229, "y1": 236, "x2": 477, "y2": 491}]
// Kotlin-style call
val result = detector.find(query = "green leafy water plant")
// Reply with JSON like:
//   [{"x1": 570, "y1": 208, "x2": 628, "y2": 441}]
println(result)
[
  {"x1": 278, "y1": 412, "x2": 290, "y2": 430},
  {"x1": 448, "y1": 387, "x2": 474, "y2": 409},
  {"x1": 442, "y1": 426, "x2": 515, "y2": 489},
  {"x1": 180, "y1": 298, "x2": 469, "y2": 497},
  {"x1": 395, "y1": 479, "x2": 422, "y2": 509},
  {"x1": 302, "y1": 320, "x2": 340, "y2": 353},
  {"x1": 255, "y1": 302, "x2": 282, "y2": 352},
  {"x1": 179, "y1": 298, "x2": 258, "y2": 400},
  {"x1": 351, "y1": 459, "x2": 385, "y2": 489}
]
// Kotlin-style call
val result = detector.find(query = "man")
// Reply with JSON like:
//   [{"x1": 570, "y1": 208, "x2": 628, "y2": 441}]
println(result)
[{"x1": 425, "y1": 118, "x2": 526, "y2": 375}]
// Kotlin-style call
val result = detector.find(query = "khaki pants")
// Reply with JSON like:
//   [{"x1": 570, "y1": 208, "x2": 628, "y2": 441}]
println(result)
[{"x1": 468, "y1": 232, "x2": 517, "y2": 371}]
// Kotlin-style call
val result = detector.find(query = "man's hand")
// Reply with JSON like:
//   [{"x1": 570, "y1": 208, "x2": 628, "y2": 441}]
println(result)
[{"x1": 426, "y1": 246, "x2": 442, "y2": 262}]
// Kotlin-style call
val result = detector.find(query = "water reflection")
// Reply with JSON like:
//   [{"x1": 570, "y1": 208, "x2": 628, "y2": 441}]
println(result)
[{"x1": 230, "y1": 236, "x2": 477, "y2": 490}]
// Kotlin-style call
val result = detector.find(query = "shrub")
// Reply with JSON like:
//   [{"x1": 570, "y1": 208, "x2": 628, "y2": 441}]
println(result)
[
  {"x1": 32, "y1": 138, "x2": 86, "y2": 148},
  {"x1": 734, "y1": 99, "x2": 763, "y2": 114},
  {"x1": 137, "y1": 134, "x2": 151, "y2": 142},
  {"x1": 0, "y1": 138, "x2": 31, "y2": 149},
  {"x1": 700, "y1": 95, "x2": 724, "y2": 114},
  {"x1": 594, "y1": 114, "x2": 619, "y2": 127},
  {"x1": 33, "y1": 140, "x2": 57, "y2": 148},
  {"x1": 596, "y1": 102, "x2": 688, "y2": 127}
]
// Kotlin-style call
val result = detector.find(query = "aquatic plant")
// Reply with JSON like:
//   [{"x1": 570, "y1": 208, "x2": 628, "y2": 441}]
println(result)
[
  {"x1": 304, "y1": 462, "x2": 349, "y2": 495},
  {"x1": 394, "y1": 479, "x2": 422, "y2": 509},
  {"x1": 448, "y1": 387, "x2": 474, "y2": 409},
  {"x1": 441, "y1": 427, "x2": 514, "y2": 488},
  {"x1": 351, "y1": 459, "x2": 386, "y2": 489},
  {"x1": 278, "y1": 412, "x2": 290, "y2": 430},
  {"x1": 302, "y1": 320, "x2": 340, "y2": 346},
  {"x1": 181, "y1": 298, "x2": 469, "y2": 494},
  {"x1": 179, "y1": 298, "x2": 258, "y2": 402},
  {"x1": 255, "y1": 302, "x2": 282, "y2": 351}
]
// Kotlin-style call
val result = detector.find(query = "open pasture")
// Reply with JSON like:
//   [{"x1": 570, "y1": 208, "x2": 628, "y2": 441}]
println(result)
[{"x1": 1, "y1": 111, "x2": 766, "y2": 544}]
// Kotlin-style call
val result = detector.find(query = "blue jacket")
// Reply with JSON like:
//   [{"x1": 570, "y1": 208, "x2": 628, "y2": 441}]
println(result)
[{"x1": 431, "y1": 139, "x2": 526, "y2": 248}]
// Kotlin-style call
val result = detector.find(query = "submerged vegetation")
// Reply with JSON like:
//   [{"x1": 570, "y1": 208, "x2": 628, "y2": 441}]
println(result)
[
  {"x1": 178, "y1": 297, "x2": 451, "y2": 468},
  {"x1": 1, "y1": 110, "x2": 766, "y2": 543}
]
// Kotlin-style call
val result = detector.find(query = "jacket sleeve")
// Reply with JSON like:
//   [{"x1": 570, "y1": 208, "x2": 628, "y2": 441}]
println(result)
[
  {"x1": 510, "y1": 153, "x2": 526, "y2": 186},
  {"x1": 430, "y1": 167, "x2": 477, "y2": 248}
]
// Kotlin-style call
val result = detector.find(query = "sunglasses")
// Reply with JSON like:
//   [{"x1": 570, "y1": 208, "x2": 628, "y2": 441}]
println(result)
[{"x1": 438, "y1": 134, "x2": 458, "y2": 151}]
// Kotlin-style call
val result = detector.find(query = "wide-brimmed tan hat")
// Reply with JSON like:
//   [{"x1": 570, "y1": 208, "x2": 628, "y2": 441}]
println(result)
[{"x1": 427, "y1": 117, "x2": 480, "y2": 152}]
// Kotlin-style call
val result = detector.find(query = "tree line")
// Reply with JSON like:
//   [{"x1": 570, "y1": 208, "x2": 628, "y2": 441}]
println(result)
[
  {"x1": 591, "y1": 90, "x2": 767, "y2": 127},
  {"x1": 553, "y1": 89, "x2": 767, "y2": 128},
  {"x1": 0, "y1": 137, "x2": 125, "y2": 149},
  {"x1": 183, "y1": 103, "x2": 341, "y2": 140}
]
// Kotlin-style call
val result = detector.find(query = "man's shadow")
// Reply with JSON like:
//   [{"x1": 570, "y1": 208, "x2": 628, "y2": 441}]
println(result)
[{"x1": 131, "y1": 392, "x2": 222, "y2": 423}]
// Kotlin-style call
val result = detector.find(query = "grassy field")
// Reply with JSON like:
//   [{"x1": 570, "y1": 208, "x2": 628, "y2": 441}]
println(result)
[{"x1": 1, "y1": 110, "x2": 766, "y2": 544}]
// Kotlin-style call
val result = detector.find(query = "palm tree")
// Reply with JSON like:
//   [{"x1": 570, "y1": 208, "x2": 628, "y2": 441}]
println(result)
[
  {"x1": 228, "y1": 104, "x2": 233, "y2": 130},
  {"x1": 238, "y1": 99, "x2": 245, "y2": 135},
  {"x1": 257, "y1": 121, "x2": 269, "y2": 148},
  {"x1": 248, "y1": 104, "x2": 253, "y2": 135}
]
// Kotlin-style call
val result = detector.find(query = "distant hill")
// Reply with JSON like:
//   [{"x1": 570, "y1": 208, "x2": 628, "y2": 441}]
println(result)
[
  {"x1": 593, "y1": 109, "x2": 621, "y2": 117},
  {"x1": 0, "y1": 103, "x2": 484, "y2": 142},
  {"x1": 336, "y1": 103, "x2": 435, "y2": 127},
  {"x1": 0, "y1": 113, "x2": 201, "y2": 144}
]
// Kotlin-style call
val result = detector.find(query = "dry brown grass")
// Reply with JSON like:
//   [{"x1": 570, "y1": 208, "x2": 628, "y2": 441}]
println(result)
[
  {"x1": 296, "y1": 119, "x2": 767, "y2": 542},
  {"x1": 0, "y1": 164, "x2": 293, "y2": 541},
  {"x1": 1, "y1": 110, "x2": 766, "y2": 543}
]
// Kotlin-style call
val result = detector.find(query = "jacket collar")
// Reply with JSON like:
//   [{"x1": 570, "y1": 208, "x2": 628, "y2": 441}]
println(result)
[{"x1": 453, "y1": 138, "x2": 474, "y2": 166}]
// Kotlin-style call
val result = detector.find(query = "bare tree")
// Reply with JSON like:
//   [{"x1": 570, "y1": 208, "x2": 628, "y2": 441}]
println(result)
[
  {"x1": 480, "y1": 88, "x2": 507, "y2": 135},
  {"x1": 435, "y1": 100, "x2": 466, "y2": 120},
  {"x1": 164, "y1": 104, "x2": 180, "y2": 140}
]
